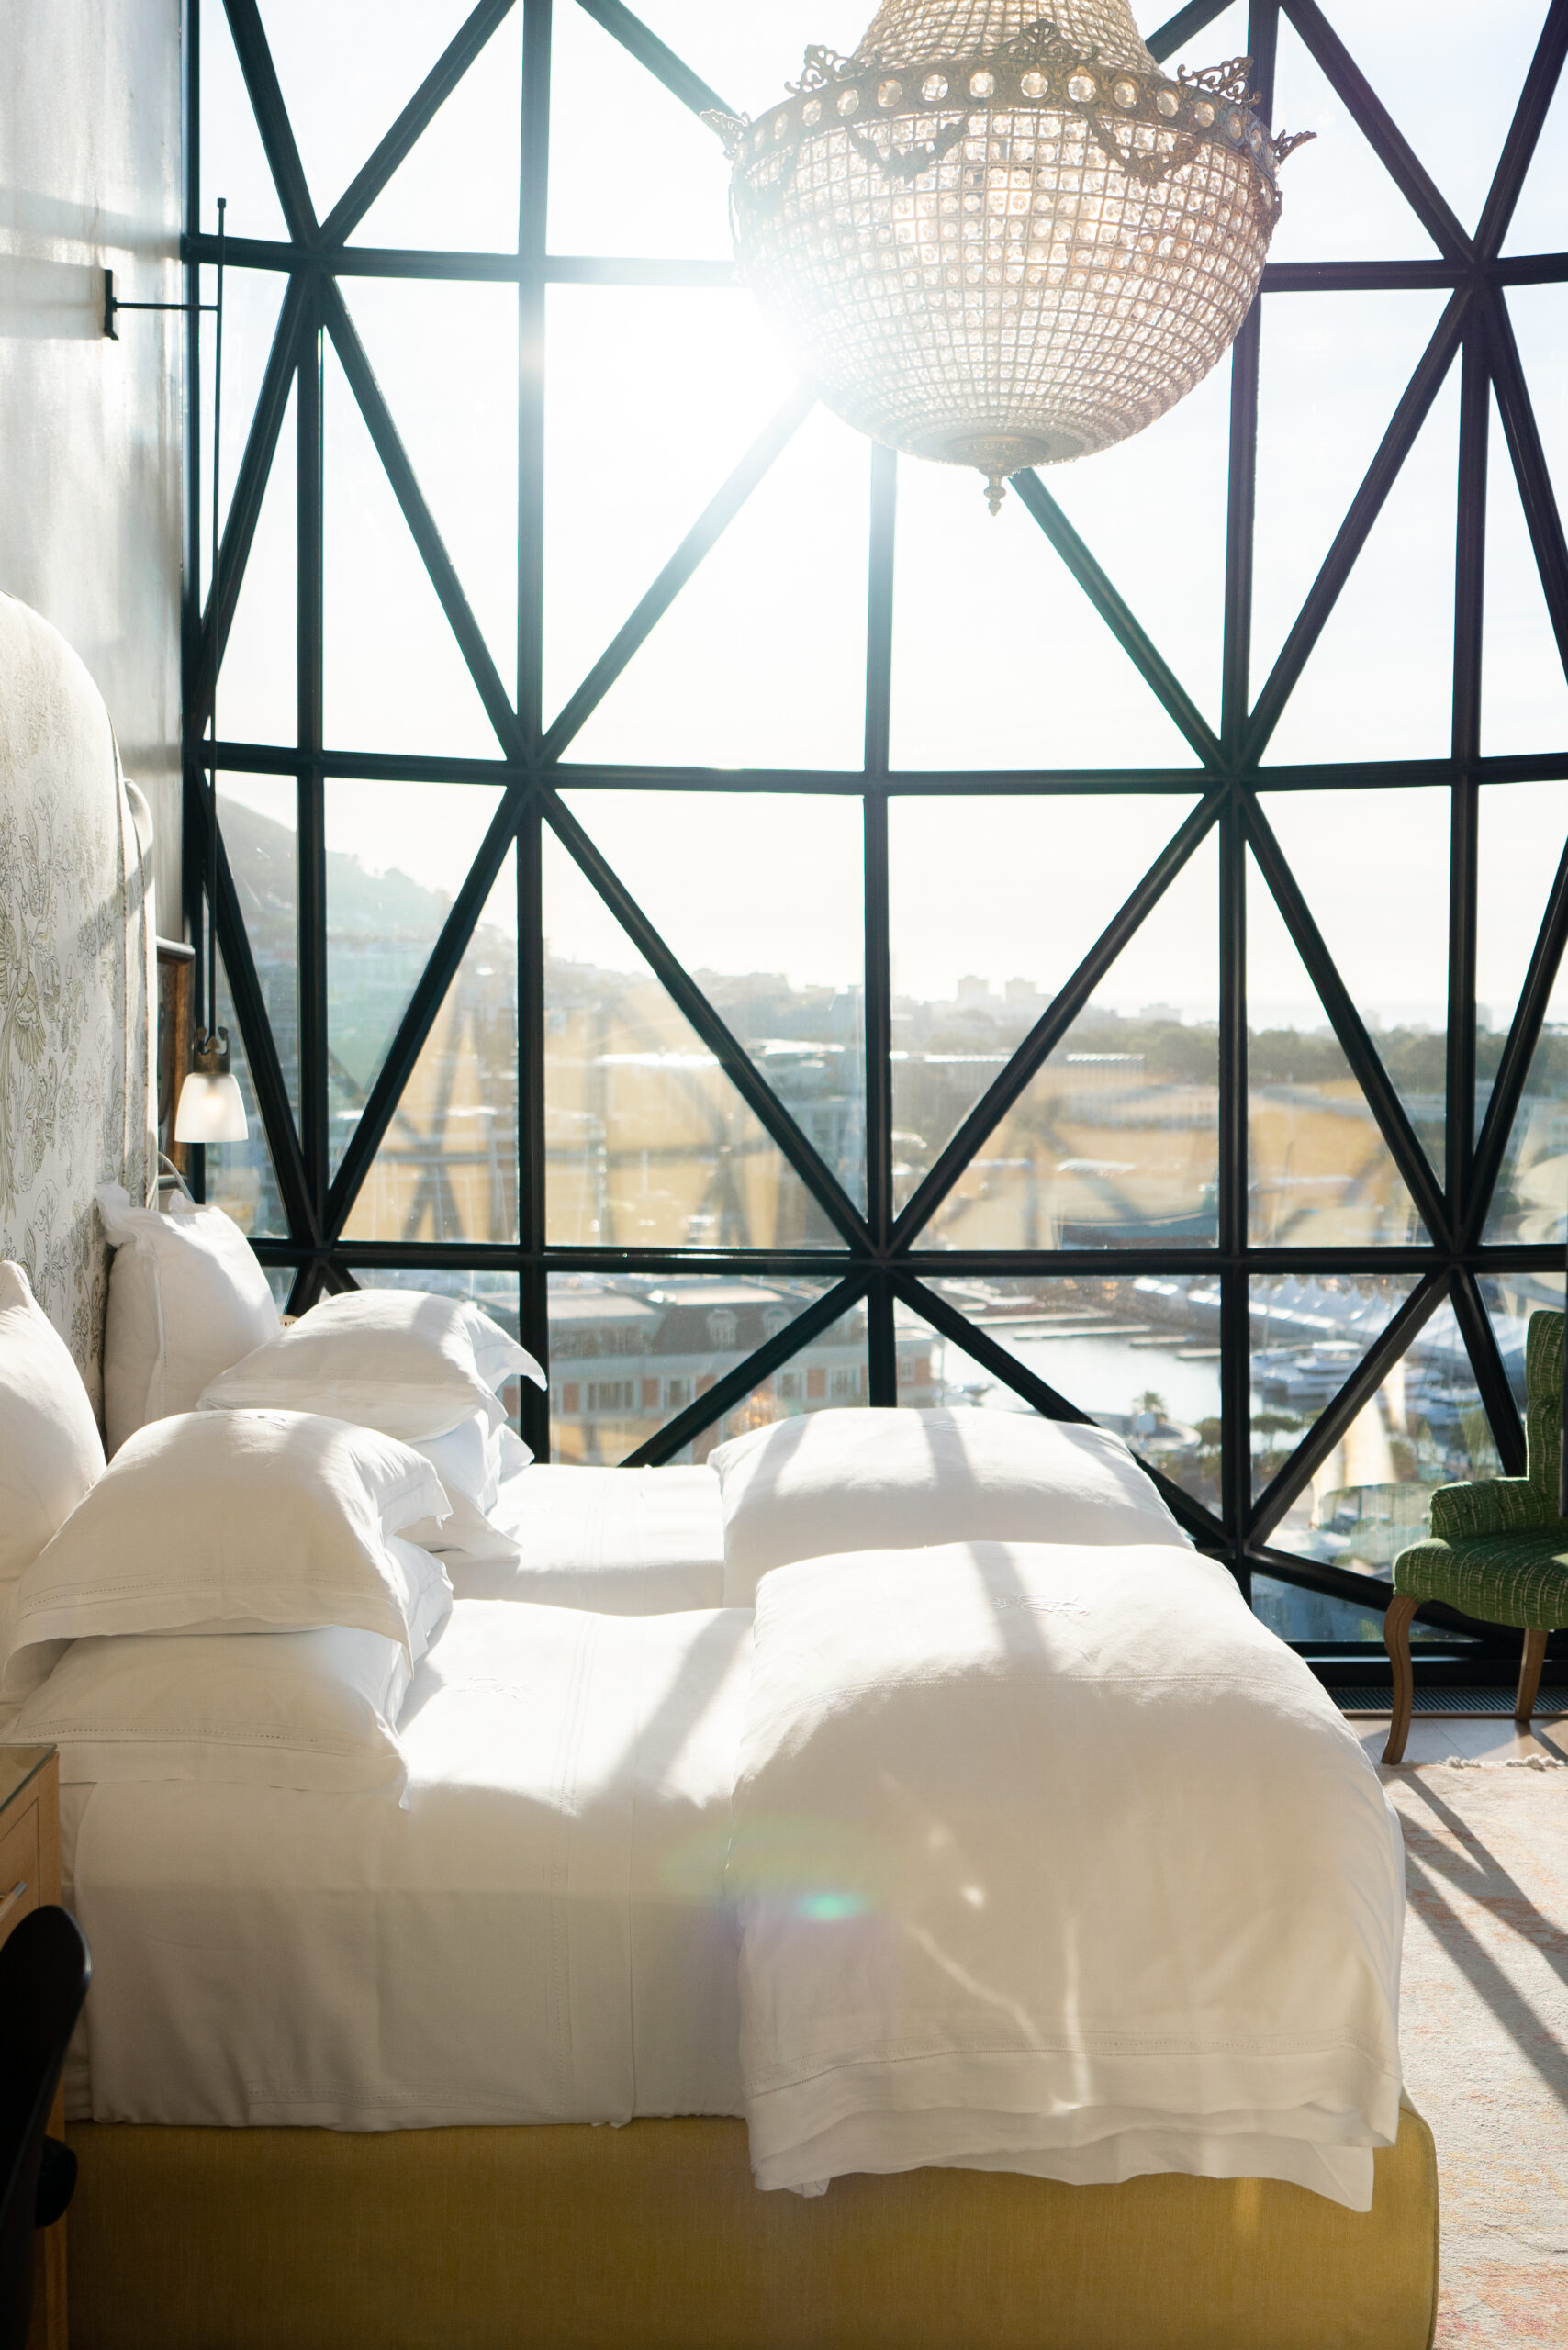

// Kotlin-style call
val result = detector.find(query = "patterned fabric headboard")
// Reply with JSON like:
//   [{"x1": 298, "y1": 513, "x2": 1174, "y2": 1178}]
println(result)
[{"x1": 0, "y1": 592, "x2": 157, "y2": 1418}]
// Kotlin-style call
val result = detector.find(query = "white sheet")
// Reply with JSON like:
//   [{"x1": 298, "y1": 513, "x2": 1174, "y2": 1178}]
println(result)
[
  {"x1": 66, "y1": 1600, "x2": 749, "y2": 2127},
  {"x1": 470, "y1": 1464, "x2": 725, "y2": 1611},
  {"x1": 733, "y1": 1541, "x2": 1405, "y2": 2210}
]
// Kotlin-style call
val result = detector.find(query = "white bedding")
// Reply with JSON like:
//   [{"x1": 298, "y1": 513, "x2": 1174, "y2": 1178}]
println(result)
[
  {"x1": 65, "y1": 1600, "x2": 749, "y2": 2128},
  {"x1": 471, "y1": 1463, "x2": 725, "y2": 1611}
]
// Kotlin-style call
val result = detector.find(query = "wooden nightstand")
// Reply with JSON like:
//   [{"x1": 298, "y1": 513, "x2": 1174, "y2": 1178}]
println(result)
[{"x1": 0, "y1": 1748, "x2": 65, "y2": 2350}]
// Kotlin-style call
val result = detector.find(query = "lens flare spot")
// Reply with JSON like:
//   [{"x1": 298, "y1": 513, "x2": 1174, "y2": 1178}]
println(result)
[{"x1": 796, "y1": 1891, "x2": 870, "y2": 1923}]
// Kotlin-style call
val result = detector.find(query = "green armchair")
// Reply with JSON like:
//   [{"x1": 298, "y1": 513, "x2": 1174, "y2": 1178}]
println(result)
[{"x1": 1383, "y1": 1308, "x2": 1566, "y2": 1763}]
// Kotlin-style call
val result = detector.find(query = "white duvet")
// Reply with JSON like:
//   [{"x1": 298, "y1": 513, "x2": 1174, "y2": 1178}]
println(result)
[
  {"x1": 471, "y1": 1463, "x2": 724, "y2": 1610},
  {"x1": 732, "y1": 1540, "x2": 1404, "y2": 2210}
]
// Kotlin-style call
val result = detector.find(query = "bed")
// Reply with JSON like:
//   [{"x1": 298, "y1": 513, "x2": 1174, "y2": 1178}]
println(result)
[{"x1": 0, "y1": 592, "x2": 1439, "y2": 2350}]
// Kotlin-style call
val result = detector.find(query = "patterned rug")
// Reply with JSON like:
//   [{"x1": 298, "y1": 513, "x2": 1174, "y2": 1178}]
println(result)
[{"x1": 1383, "y1": 1760, "x2": 1568, "y2": 2345}]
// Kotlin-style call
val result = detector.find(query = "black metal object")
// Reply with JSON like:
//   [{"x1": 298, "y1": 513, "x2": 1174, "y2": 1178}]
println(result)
[{"x1": 185, "y1": 0, "x2": 1568, "y2": 1640}]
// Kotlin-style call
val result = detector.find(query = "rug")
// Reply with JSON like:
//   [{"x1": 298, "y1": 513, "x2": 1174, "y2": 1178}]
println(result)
[{"x1": 1383, "y1": 1760, "x2": 1568, "y2": 2345}]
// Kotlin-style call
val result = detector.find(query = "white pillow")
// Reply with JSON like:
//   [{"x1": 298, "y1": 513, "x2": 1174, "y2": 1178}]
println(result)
[
  {"x1": 11, "y1": 1625, "x2": 410, "y2": 1794},
  {"x1": 0, "y1": 1262, "x2": 105, "y2": 1582},
  {"x1": 4, "y1": 1409, "x2": 450, "y2": 1691},
  {"x1": 411, "y1": 1411, "x2": 506, "y2": 1515},
  {"x1": 200, "y1": 1287, "x2": 544, "y2": 1441},
  {"x1": 711, "y1": 1406, "x2": 1192, "y2": 1606},
  {"x1": 96, "y1": 1183, "x2": 280, "y2": 1453}
]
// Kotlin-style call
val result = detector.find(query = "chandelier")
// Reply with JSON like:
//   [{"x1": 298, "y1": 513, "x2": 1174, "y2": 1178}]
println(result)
[{"x1": 709, "y1": 1, "x2": 1309, "y2": 509}]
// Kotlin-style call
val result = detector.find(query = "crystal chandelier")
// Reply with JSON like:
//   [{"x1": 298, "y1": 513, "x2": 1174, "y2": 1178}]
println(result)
[{"x1": 710, "y1": 1, "x2": 1309, "y2": 509}]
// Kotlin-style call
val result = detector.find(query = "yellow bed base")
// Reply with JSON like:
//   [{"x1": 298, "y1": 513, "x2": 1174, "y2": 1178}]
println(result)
[{"x1": 66, "y1": 2106, "x2": 1438, "y2": 2350}]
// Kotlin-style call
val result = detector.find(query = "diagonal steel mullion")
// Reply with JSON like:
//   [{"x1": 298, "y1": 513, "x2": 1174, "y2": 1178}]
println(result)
[
  {"x1": 892, "y1": 789, "x2": 1224, "y2": 1248},
  {"x1": 1280, "y1": 0, "x2": 1473, "y2": 263},
  {"x1": 1450, "y1": 1266, "x2": 1527, "y2": 1476},
  {"x1": 321, "y1": 279, "x2": 528, "y2": 761},
  {"x1": 1489, "y1": 295, "x2": 1568, "y2": 675},
  {"x1": 325, "y1": 784, "x2": 528, "y2": 1235},
  {"x1": 624, "y1": 1276, "x2": 868, "y2": 1467},
  {"x1": 571, "y1": 0, "x2": 734, "y2": 125},
  {"x1": 540, "y1": 386, "x2": 816, "y2": 762},
  {"x1": 1248, "y1": 1274, "x2": 1447, "y2": 1543},
  {"x1": 1476, "y1": 0, "x2": 1568, "y2": 260},
  {"x1": 187, "y1": 273, "x2": 311, "y2": 735},
  {"x1": 1244, "y1": 292, "x2": 1468, "y2": 764},
  {"x1": 1009, "y1": 472, "x2": 1223, "y2": 767},
  {"x1": 320, "y1": 1, "x2": 519, "y2": 245},
  {"x1": 222, "y1": 0, "x2": 319, "y2": 242},
  {"x1": 1146, "y1": 0, "x2": 1238, "y2": 62},
  {"x1": 543, "y1": 790, "x2": 875, "y2": 1251},
  {"x1": 894, "y1": 1274, "x2": 1225, "y2": 1548},
  {"x1": 1245, "y1": 799, "x2": 1451, "y2": 1245},
  {"x1": 1466, "y1": 827, "x2": 1568, "y2": 1247}
]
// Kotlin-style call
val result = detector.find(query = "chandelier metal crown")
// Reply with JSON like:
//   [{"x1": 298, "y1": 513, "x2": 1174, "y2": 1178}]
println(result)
[{"x1": 709, "y1": 0, "x2": 1309, "y2": 509}]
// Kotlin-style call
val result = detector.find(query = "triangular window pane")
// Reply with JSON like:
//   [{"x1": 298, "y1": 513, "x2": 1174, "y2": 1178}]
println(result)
[
  {"x1": 341, "y1": 848, "x2": 519, "y2": 1245},
  {"x1": 1251, "y1": 1574, "x2": 1466, "y2": 1646},
  {"x1": 1336, "y1": 2, "x2": 1548, "y2": 239},
  {"x1": 921, "y1": 829, "x2": 1218, "y2": 1249},
  {"x1": 1251, "y1": 291, "x2": 1448, "y2": 693},
  {"x1": 200, "y1": 0, "x2": 288, "y2": 241},
  {"x1": 1482, "y1": 979, "x2": 1568, "y2": 1246},
  {"x1": 326, "y1": 781, "x2": 505, "y2": 1181},
  {"x1": 543, "y1": 285, "x2": 802, "y2": 732},
  {"x1": 218, "y1": 779, "x2": 299, "y2": 1125},
  {"x1": 1260, "y1": 1296, "x2": 1501, "y2": 1583},
  {"x1": 1506, "y1": 287, "x2": 1568, "y2": 524},
  {"x1": 890, "y1": 454, "x2": 1201, "y2": 773},
  {"x1": 1250, "y1": 1272, "x2": 1419, "y2": 1507},
  {"x1": 564, "y1": 404, "x2": 868, "y2": 771},
  {"x1": 911, "y1": 1273, "x2": 1224, "y2": 1519},
  {"x1": 543, "y1": 829, "x2": 846, "y2": 1249},
  {"x1": 1266, "y1": 11, "x2": 1444, "y2": 264},
  {"x1": 1478, "y1": 1271, "x2": 1567, "y2": 1419},
  {"x1": 218, "y1": 377, "x2": 297, "y2": 750},
  {"x1": 351, "y1": 9, "x2": 522, "y2": 251},
  {"x1": 203, "y1": 952, "x2": 291, "y2": 1240},
  {"x1": 322, "y1": 346, "x2": 504, "y2": 758},
  {"x1": 546, "y1": 1274, "x2": 846, "y2": 1465},
  {"x1": 1476, "y1": 778, "x2": 1568, "y2": 1122},
  {"x1": 202, "y1": 270, "x2": 286, "y2": 585},
  {"x1": 1503, "y1": 55, "x2": 1568, "y2": 255},
  {"x1": 889, "y1": 793, "x2": 1203, "y2": 1212},
  {"x1": 1248, "y1": 854, "x2": 1428, "y2": 1246},
  {"x1": 342, "y1": 280, "x2": 518, "y2": 699},
  {"x1": 1260, "y1": 787, "x2": 1450, "y2": 1178},
  {"x1": 547, "y1": 0, "x2": 733, "y2": 261},
  {"x1": 1260, "y1": 364, "x2": 1460, "y2": 767},
  {"x1": 260, "y1": 0, "x2": 475, "y2": 222},
  {"x1": 630, "y1": 3, "x2": 865, "y2": 117},
  {"x1": 561, "y1": 789, "x2": 867, "y2": 1212},
  {"x1": 1482, "y1": 391, "x2": 1568, "y2": 758}
]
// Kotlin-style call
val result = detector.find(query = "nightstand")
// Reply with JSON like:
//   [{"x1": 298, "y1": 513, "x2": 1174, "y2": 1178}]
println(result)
[{"x1": 0, "y1": 1748, "x2": 65, "y2": 2350}]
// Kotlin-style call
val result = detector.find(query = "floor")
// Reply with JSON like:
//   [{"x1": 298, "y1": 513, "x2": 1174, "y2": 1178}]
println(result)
[{"x1": 1347, "y1": 1712, "x2": 1568, "y2": 1766}]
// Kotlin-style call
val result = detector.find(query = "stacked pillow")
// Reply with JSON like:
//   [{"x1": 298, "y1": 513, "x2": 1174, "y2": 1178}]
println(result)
[{"x1": 96, "y1": 1184, "x2": 280, "y2": 1454}]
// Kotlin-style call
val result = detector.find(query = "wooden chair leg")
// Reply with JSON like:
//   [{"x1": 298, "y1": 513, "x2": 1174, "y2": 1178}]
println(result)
[
  {"x1": 1382, "y1": 1595, "x2": 1418, "y2": 1765},
  {"x1": 1516, "y1": 1628, "x2": 1549, "y2": 1727}
]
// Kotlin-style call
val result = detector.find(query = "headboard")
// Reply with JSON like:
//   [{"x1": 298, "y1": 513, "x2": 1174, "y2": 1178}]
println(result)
[{"x1": 0, "y1": 591, "x2": 157, "y2": 1416}]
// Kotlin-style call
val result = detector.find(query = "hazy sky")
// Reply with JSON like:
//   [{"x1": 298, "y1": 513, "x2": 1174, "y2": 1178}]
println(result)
[{"x1": 210, "y1": 0, "x2": 1568, "y2": 1026}]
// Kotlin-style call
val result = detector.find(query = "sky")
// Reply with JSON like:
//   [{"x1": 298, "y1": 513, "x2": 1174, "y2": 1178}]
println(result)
[{"x1": 208, "y1": 0, "x2": 1568, "y2": 1026}]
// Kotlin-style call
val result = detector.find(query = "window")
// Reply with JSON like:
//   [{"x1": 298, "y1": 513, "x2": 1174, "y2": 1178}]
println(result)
[{"x1": 193, "y1": 0, "x2": 1568, "y2": 1652}]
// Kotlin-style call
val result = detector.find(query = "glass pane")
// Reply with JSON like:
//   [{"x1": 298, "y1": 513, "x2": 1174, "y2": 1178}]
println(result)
[
  {"x1": 201, "y1": 270, "x2": 286, "y2": 585},
  {"x1": 1250, "y1": 1575, "x2": 1462, "y2": 1647},
  {"x1": 547, "y1": 1276, "x2": 850, "y2": 1465},
  {"x1": 1248, "y1": 856, "x2": 1427, "y2": 1246},
  {"x1": 565, "y1": 404, "x2": 868, "y2": 771},
  {"x1": 218, "y1": 377, "x2": 297, "y2": 750},
  {"x1": 351, "y1": 9, "x2": 522, "y2": 252},
  {"x1": 341, "y1": 846, "x2": 518, "y2": 1244},
  {"x1": 547, "y1": 0, "x2": 733, "y2": 262},
  {"x1": 342, "y1": 281, "x2": 519, "y2": 699},
  {"x1": 630, "y1": 2, "x2": 867, "y2": 118},
  {"x1": 1260, "y1": 787, "x2": 1450, "y2": 1177},
  {"x1": 204, "y1": 953, "x2": 289, "y2": 1239},
  {"x1": 543, "y1": 830, "x2": 845, "y2": 1249},
  {"x1": 1476, "y1": 779, "x2": 1568, "y2": 1121},
  {"x1": 560, "y1": 790, "x2": 866, "y2": 1211},
  {"x1": 1261, "y1": 363, "x2": 1460, "y2": 767},
  {"x1": 921, "y1": 832, "x2": 1218, "y2": 1248},
  {"x1": 889, "y1": 795, "x2": 1203, "y2": 1207},
  {"x1": 260, "y1": 0, "x2": 476, "y2": 220},
  {"x1": 1251, "y1": 292, "x2": 1448, "y2": 694},
  {"x1": 1479, "y1": 1270, "x2": 1567, "y2": 1417},
  {"x1": 1266, "y1": 10, "x2": 1444, "y2": 264},
  {"x1": 543, "y1": 286, "x2": 802, "y2": 735},
  {"x1": 1334, "y1": 1, "x2": 1548, "y2": 239},
  {"x1": 200, "y1": 0, "x2": 287, "y2": 242},
  {"x1": 1482, "y1": 393, "x2": 1568, "y2": 758},
  {"x1": 890, "y1": 453, "x2": 1201, "y2": 773},
  {"x1": 1483, "y1": 1002, "x2": 1568, "y2": 1246},
  {"x1": 218, "y1": 779, "x2": 299, "y2": 1123},
  {"x1": 913, "y1": 1273, "x2": 1225, "y2": 1517},
  {"x1": 326, "y1": 780, "x2": 504, "y2": 1180},
  {"x1": 1504, "y1": 64, "x2": 1568, "y2": 255},
  {"x1": 345, "y1": 1269, "x2": 524, "y2": 1431},
  {"x1": 1249, "y1": 1273, "x2": 1419, "y2": 1504},
  {"x1": 322, "y1": 346, "x2": 504, "y2": 759},
  {"x1": 1264, "y1": 1298, "x2": 1502, "y2": 1582},
  {"x1": 1506, "y1": 287, "x2": 1568, "y2": 525}
]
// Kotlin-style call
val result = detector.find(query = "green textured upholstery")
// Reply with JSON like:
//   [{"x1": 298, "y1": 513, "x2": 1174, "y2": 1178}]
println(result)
[{"x1": 1393, "y1": 1310, "x2": 1568, "y2": 1632}]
